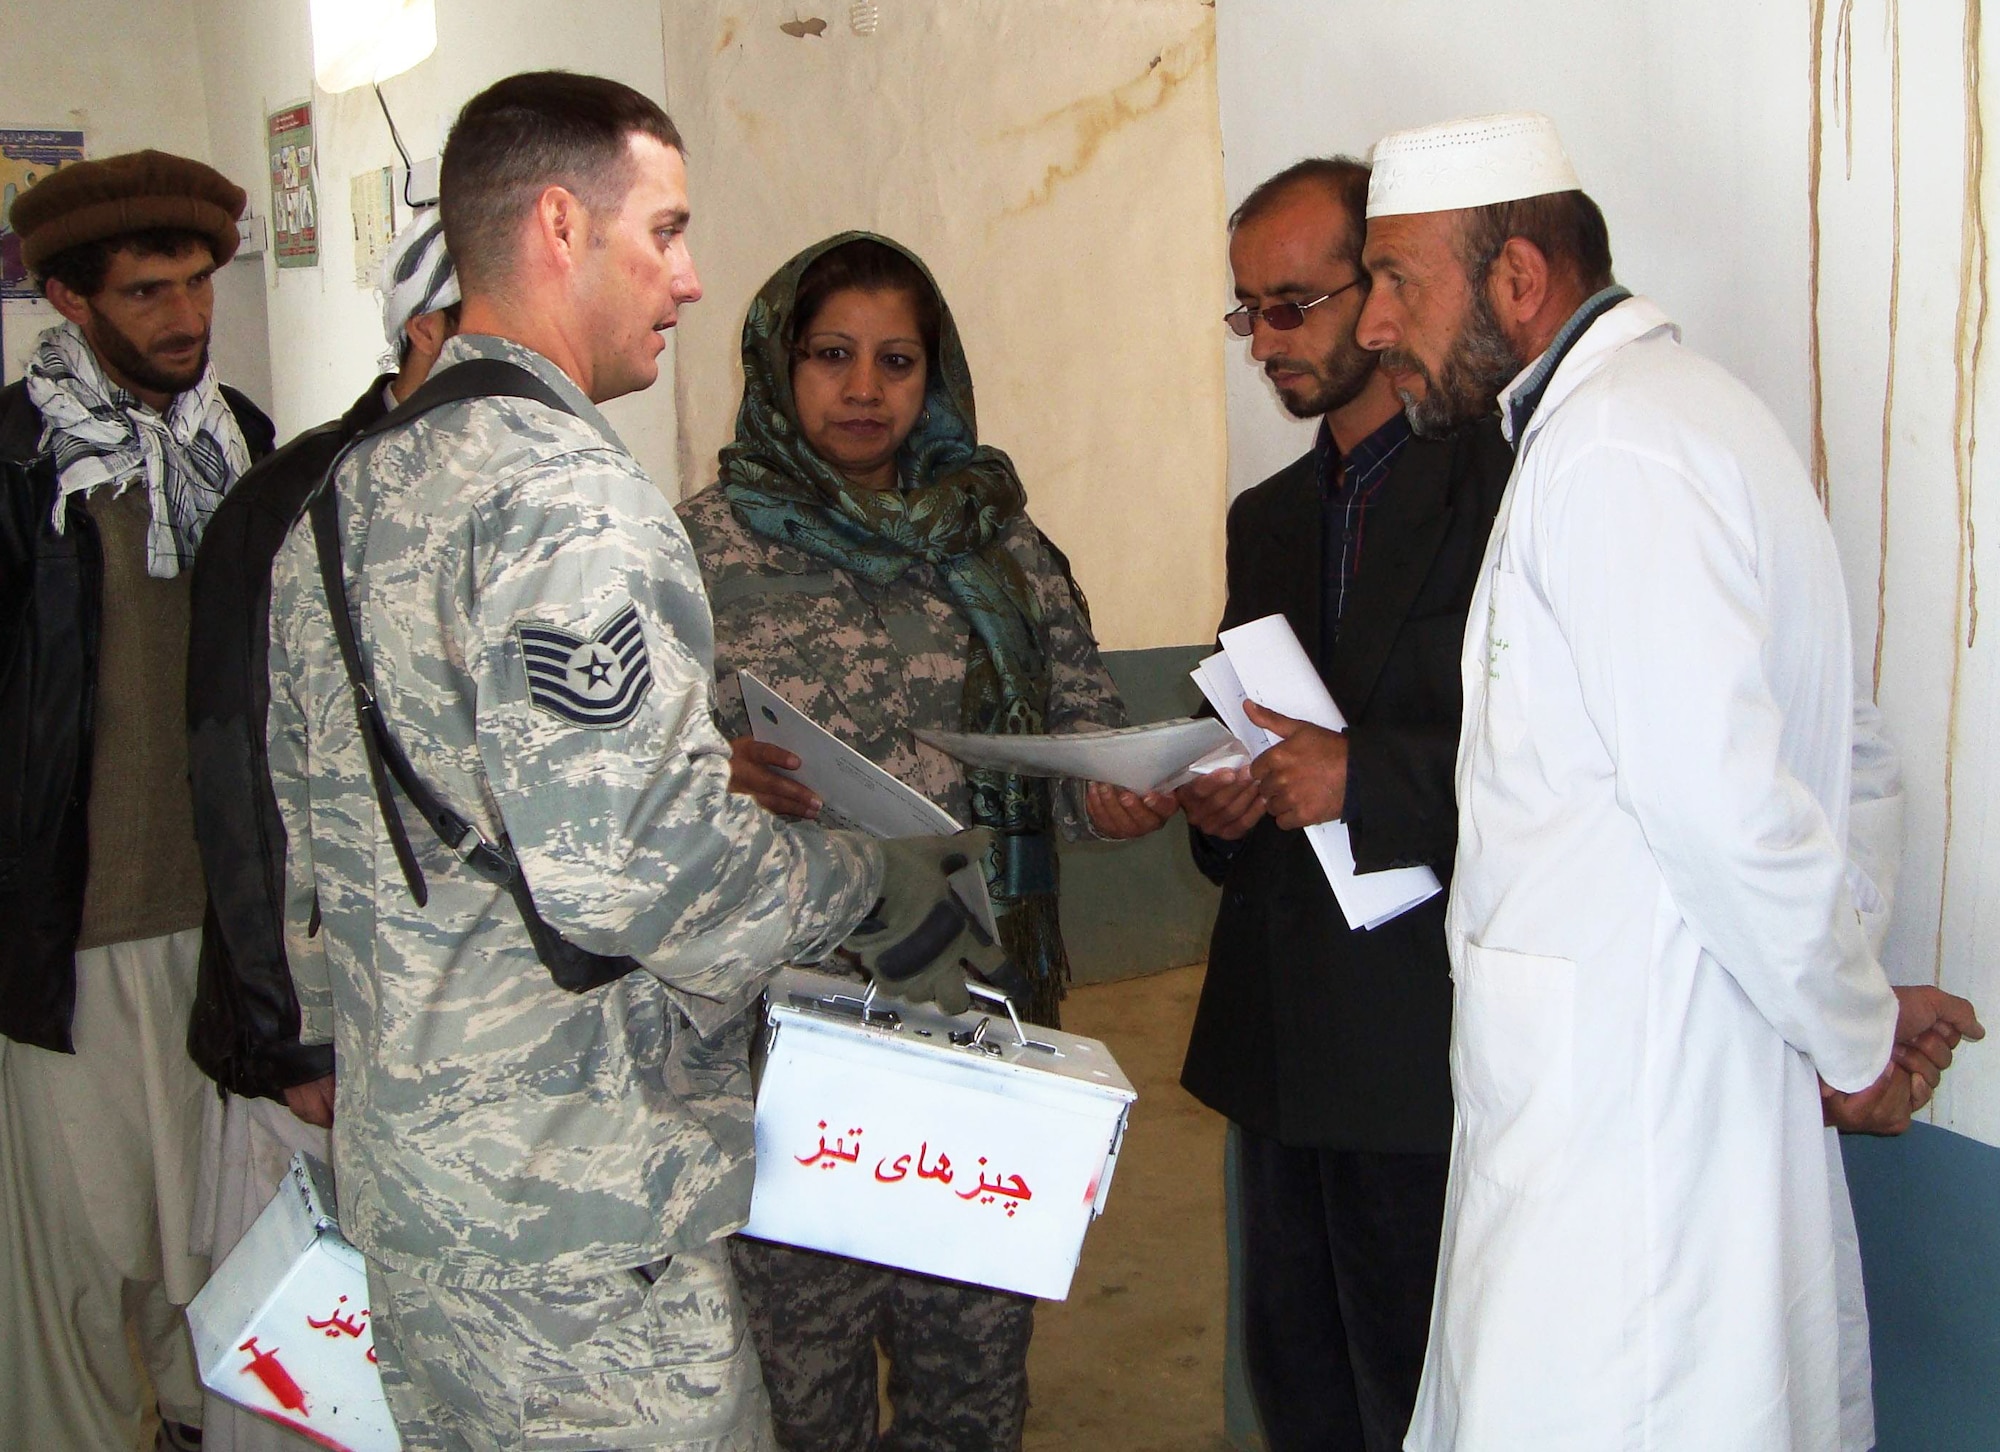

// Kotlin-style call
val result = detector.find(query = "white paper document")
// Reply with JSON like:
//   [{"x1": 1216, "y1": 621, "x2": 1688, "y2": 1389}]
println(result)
[
  {"x1": 912, "y1": 717, "x2": 1248, "y2": 795},
  {"x1": 739, "y1": 673, "x2": 997, "y2": 942},
  {"x1": 1194, "y1": 615, "x2": 1442, "y2": 931},
  {"x1": 743, "y1": 672, "x2": 959, "y2": 837}
]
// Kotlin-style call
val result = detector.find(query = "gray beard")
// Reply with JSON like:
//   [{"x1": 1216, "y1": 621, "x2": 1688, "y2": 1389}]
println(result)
[{"x1": 1386, "y1": 287, "x2": 1523, "y2": 438}]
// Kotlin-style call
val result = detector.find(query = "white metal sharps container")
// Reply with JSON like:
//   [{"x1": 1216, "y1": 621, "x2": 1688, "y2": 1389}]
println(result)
[
  {"x1": 742, "y1": 968, "x2": 1138, "y2": 1300},
  {"x1": 186, "y1": 1152, "x2": 401, "y2": 1451}
]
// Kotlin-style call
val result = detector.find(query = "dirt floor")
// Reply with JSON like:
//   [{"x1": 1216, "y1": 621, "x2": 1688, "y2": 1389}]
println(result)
[{"x1": 1023, "y1": 962, "x2": 1234, "y2": 1452}]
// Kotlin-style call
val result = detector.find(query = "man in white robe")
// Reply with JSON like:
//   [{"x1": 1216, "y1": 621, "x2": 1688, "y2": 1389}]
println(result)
[{"x1": 1350, "y1": 112, "x2": 1985, "y2": 1452}]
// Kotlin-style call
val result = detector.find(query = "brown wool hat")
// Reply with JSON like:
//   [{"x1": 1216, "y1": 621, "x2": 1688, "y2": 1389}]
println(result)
[{"x1": 9, "y1": 148, "x2": 247, "y2": 274}]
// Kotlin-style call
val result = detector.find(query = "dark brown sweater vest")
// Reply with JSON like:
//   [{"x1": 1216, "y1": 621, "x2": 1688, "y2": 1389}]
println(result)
[{"x1": 75, "y1": 486, "x2": 205, "y2": 949}]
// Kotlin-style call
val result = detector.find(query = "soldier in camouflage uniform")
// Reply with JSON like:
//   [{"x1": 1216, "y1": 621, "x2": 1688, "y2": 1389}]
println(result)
[
  {"x1": 678, "y1": 234, "x2": 1175, "y2": 1452},
  {"x1": 266, "y1": 80, "x2": 991, "y2": 1450}
]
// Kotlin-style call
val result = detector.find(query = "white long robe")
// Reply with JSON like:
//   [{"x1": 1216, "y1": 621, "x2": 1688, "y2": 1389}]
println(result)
[{"x1": 1406, "y1": 297, "x2": 1901, "y2": 1452}]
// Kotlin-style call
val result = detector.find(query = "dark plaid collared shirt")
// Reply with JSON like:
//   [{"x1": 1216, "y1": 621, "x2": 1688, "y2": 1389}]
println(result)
[{"x1": 1317, "y1": 411, "x2": 1413, "y2": 663}]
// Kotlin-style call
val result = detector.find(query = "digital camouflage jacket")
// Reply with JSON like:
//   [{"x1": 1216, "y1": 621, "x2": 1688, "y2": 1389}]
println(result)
[
  {"x1": 678, "y1": 486, "x2": 1125, "y2": 868},
  {"x1": 266, "y1": 335, "x2": 882, "y2": 1288}
]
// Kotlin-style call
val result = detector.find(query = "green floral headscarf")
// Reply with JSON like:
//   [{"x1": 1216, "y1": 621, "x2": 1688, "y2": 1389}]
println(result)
[{"x1": 718, "y1": 232, "x2": 1071, "y2": 1024}]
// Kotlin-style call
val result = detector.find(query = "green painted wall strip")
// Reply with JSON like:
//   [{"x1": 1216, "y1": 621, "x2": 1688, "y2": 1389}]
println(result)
[
  {"x1": 1845, "y1": 1122, "x2": 2000, "y2": 1449},
  {"x1": 1057, "y1": 644, "x2": 1222, "y2": 986}
]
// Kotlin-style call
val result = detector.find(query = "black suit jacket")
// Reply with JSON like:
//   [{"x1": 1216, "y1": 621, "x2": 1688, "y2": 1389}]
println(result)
[{"x1": 1179, "y1": 419, "x2": 1513, "y2": 1153}]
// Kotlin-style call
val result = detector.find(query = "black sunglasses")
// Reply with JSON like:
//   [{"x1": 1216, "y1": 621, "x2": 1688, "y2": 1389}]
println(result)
[{"x1": 1224, "y1": 275, "x2": 1367, "y2": 336}]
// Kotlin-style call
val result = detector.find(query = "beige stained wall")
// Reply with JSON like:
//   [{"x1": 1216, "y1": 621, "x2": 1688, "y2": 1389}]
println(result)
[
  {"x1": 662, "y1": 0, "x2": 1230, "y2": 652},
  {"x1": 1809, "y1": 0, "x2": 2000, "y2": 1148}
]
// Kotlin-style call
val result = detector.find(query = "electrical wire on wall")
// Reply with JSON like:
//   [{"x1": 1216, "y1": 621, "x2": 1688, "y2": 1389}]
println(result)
[{"x1": 374, "y1": 81, "x2": 427, "y2": 209}]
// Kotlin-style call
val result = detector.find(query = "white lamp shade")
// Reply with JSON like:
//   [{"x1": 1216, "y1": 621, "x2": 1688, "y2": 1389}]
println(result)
[{"x1": 311, "y1": 0, "x2": 437, "y2": 93}]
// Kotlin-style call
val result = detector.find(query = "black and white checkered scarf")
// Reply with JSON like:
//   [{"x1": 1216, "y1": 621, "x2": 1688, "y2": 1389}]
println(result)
[{"x1": 24, "y1": 320, "x2": 251, "y2": 579}]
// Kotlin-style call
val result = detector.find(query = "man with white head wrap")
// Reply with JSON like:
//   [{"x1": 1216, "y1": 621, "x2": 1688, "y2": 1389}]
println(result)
[
  {"x1": 183, "y1": 208, "x2": 459, "y2": 1452},
  {"x1": 378, "y1": 209, "x2": 462, "y2": 388},
  {"x1": 1351, "y1": 113, "x2": 1985, "y2": 1451}
]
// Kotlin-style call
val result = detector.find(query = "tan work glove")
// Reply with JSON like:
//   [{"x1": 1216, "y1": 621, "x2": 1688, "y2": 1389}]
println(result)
[{"x1": 841, "y1": 828, "x2": 1009, "y2": 1015}]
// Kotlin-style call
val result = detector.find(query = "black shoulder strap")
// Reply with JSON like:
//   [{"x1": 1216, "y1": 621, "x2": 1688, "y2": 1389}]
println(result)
[
  {"x1": 310, "y1": 483, "x2": 464, "y2": 907},
  {"x1": 309, "y1": 358, "x2": 572, "y2": 905},
  {"x1": 221, "y1": 385, "x2": 278, "y2": 461},
  {"x1": 352, "y1": 357, "x2": 574, "y2": 445},
  {"x1": 307, "y1": 358, "x2": 639, "y2": 992}
]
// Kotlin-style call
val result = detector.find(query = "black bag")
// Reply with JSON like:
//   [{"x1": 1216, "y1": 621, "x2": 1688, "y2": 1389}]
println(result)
[
  {"x1": 187, "y1": 405, "x2": 361, "y2": 1098},
  {"x1": 308, "y1": 358, "x2": 643, "y2": 995}
]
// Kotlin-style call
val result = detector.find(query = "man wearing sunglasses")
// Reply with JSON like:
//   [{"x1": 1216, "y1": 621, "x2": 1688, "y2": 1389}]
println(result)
[{"x1": 1175, "y1": 156, "x2": 1513, "y2": 1452}]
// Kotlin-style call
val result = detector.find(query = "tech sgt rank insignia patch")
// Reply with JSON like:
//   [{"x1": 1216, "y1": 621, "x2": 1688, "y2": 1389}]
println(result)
[{"x1": 517, "y1": 601, "x2": 654, "y2": 729}]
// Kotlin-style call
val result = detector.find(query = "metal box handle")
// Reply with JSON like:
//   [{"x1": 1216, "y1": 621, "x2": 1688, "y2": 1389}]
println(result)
[{"x1": 963, "y1": 981, "x2": 1060, "y2": 1055}]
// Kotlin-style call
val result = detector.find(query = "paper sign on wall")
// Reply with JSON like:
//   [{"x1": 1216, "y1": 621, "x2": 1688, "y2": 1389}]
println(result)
[
  {"x1": 351, "y1": 167, "x2": 396, "y2": 288},
  {"x1": 1, "y1": 127, "x2": 86, "y2": 300},
  {"x1": 267, "y1": 103, "x2": 319, "y2": 270}
]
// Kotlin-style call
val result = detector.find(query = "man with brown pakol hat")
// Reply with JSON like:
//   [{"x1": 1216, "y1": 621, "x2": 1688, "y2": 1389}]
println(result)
[
  {"x1": 1353, "y1": 112, "x2": 1983, "y2": 1451},
  {"x1": 0, "y1": 147, "x2": 275, "y2": 1450}
]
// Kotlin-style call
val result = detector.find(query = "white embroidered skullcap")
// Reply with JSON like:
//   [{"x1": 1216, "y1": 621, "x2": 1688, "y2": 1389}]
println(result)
[
  {"x1": 1366, "y1": 112, "x2": 1582, "y2": 218},
  {"x1": 380, "y1": 209, "x2": 460, "y2": 349}
]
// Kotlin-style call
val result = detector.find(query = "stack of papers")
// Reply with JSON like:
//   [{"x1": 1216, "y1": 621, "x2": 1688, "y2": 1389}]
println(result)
[{"x1": 1193, "y1": 615, "x2": 1441, "y2": 931}]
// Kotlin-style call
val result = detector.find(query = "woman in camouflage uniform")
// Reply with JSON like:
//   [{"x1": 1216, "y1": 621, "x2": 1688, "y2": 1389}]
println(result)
[{"x1": 678, "y1": 233, "x2": 1171, "y2": 1451}]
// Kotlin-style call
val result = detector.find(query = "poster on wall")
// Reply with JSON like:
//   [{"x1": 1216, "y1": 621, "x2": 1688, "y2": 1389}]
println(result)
[
  {"x1": 266, "y1": 102, "x2": 319, "y2": 270},
  {"x1": 351, "y1": 166, "x2": 397, "y2": 288},
  {"x1": 1, "y1": 127, "x2": 87, "y2": 300}
]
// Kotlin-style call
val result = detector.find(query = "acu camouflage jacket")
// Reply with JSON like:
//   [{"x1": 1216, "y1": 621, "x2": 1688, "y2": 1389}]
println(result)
[{"x1": 677, "y1": 487, "x2": 1126, "y2": 847}]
